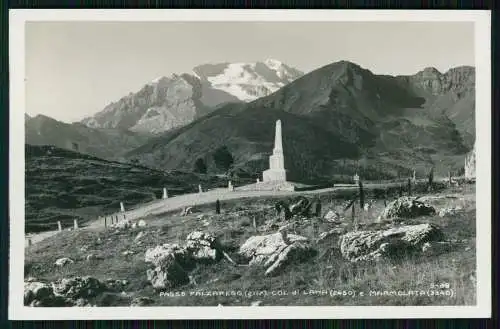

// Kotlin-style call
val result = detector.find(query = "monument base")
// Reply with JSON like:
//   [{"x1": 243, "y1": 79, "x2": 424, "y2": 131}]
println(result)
[
  {"x1": 262, "y1": 169, "x2": 287, "y2": 182},
  {"x1": 236, "y1": 180, "x2": 296, "y2": 192}
]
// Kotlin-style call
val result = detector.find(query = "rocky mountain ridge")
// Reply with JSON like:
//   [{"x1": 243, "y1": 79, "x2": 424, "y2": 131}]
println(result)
[{"x1": 80, "y1": 59, "x2": 304, "y2": 134}]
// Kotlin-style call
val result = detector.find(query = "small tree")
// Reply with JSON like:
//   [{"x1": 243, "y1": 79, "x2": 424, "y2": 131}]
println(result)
[
  {"x1": 213, "y1": 146, "x2": 234, "y2": 173},
  {"x1": 194, "y1": 158, "x2": 207, "y2": 174}
]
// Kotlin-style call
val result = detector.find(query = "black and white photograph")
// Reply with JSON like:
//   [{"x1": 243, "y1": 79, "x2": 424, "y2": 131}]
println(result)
[{"x1": 9, "y1": 10, "x2": 491, "y2": 319}]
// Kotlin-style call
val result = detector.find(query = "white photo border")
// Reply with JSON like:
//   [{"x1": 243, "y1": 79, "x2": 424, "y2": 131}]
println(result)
[{"x1": 9, "y1": 9, "x2": 492, "y2": 320}]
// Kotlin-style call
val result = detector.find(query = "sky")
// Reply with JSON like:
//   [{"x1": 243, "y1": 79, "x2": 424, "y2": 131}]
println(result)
[{"x1": 25, "y1": 21, "x2": 475, "y2": 123}]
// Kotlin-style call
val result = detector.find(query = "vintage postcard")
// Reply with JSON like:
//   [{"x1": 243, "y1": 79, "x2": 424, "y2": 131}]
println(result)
[{"x1": 9, "y1": 9, "x2": 491, "y2": 319}]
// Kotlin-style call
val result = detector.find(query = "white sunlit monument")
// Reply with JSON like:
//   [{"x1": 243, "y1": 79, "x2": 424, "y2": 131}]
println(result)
[{"x1": 263, "y1": 120, "x2": 287, "y2": 182}]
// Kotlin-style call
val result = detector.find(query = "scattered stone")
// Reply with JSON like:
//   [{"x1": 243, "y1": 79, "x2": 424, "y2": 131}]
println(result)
[
  {"x1": 180, "y1": 207, "x2": 195, "y2": 216},
  {"x1": 251, "y1": 300, "x2": 262, "y2": 306},
  {"x1": 317, "y1": 228, "x2": 345, "y2": 242},
  {"x1": 26, "y1": 276, "x2": 37, "y2": 282},
  {"x1": 202, "y1": 220, "x2": 210, "y2": 227},
  {"x1": 86, "y1": 254, "x2": 96, "y2": 261},
  {"x1": 289, "y1": 196, "x2": 313, "y2": 217},
  {"x1": 131, "y1": 297, "x2": 154, "y2": 307},
  {"x1": 324, "y1": 210, "x2": 341, "y2": 222},
  {"x1": 52, "y1": 276, "x2": 107, "y2": 300},
  {"x1": 340, "y1": 223, "x2": 444, "y2": 262},
  {"x1": 55, "y1": 257, "x2": 74, "y2": 267},
  {"x1": 438, "y1": 206, "x2": 463, "y2": 217},
  {"x1": 239, "y1": 232, "x2": 314, "y2": 276},
  {"x1": 122, "y1": 250, "x2": 135, "y2": 256},
  {"x1": 105, "y1": 279, "x2": 129, "y2": 291},
  {"x1": 131, "y1": 223, "x2": 138, "y2": 229},
  {"x1": 421, "y1": 242, "x2": 432, "y2": 253},
  {"x1": 138, "y1": 220, "x2": 147, "y2": 227},
  {"x1": 378, "y1": 197, "x2": 436, "y2": 221},
  {"x1": 74, "y1": 298, "x2": 88, "y2": 307},
  {"x1": 116, "y1": 220, "x2": 132, "y2": 229},
  {"x1": 188, "y1": 275, "x2": 197, "y2": 285},
  {"x1": 363, "y1": 200, "x2": 375, "y2": 211},
  {"x1": 135, "y1": 231, "x2": 146, "y2": 241}
]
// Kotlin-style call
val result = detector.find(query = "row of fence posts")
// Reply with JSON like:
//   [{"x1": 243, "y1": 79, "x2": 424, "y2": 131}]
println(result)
[
  {"x1": 26, "y1": 187, "x2": 175, "y2": 247},
  {"x1": 102, "y1": 187, "x2": 172, "y2": 229}
]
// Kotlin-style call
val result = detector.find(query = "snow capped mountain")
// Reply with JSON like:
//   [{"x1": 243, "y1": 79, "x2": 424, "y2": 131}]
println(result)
[
  {"x1": 81, "y1": 60, "x2": 303, "y2": 134},
  {"x1": 193, "y1": 59, "x2": 303, "y2": 102}
]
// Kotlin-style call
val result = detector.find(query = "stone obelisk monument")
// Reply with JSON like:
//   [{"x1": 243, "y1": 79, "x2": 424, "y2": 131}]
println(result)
[{"x1": 263, "y1": 119, "x2": 287, "y2": 182}]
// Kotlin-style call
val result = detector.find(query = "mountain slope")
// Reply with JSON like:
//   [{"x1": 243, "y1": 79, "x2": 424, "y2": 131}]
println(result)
[
  {"x1": 124, "y1": 61, "x2": 474, "y2": 182},
  {"x1": 81, "y1": 60, "x2": 303, "y2": 134},
  {"x1": 25, "y1": 145, "x2": 229, "y2": 233},
  {"x1": 26, "y1": 114, "x2": 152, "y2": 159}
]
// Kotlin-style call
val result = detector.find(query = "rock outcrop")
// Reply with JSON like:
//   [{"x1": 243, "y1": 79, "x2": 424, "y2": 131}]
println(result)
[
  {"x1": 378, "y1": 197, "x2": 436, "y2": 221},
  {"x1": 52, "y1": 276, "x2": 107, "y2": 300},
  {"x1": 185, "y1": 231, "x2": 221, "y2": 262},
  {"x1": 144, "y1": 231, "x2": 221, "y2": 289},
  {"x1": 340, "y1": 223, "x2": 445, "y2": 262},
  {"x1": 24, "y1": 276, "x2": 107, "y2": 307},
  {"x1": 239, "y1": 232, "x2": 315, "y2": 276},
  {"x1": 144, "y1": 244, "x2": 191, "y2": 289}
]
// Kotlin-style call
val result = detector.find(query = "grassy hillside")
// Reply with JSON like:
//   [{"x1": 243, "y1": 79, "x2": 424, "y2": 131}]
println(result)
[
  {"x1": 25, "y1": 184, "x2": 476, "y2": 306},
  {"x1": 25, "y1": 145, "x2": 232, "y2": 233}
]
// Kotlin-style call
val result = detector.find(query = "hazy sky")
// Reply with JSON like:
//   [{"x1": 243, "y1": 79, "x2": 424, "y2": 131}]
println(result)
[{"x1": 25, "y1": 21, "x2": 474, "y2": 123}]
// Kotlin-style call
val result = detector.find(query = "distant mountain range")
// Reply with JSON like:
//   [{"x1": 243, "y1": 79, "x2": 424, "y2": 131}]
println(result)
[
  {"x1": 25, "y1": 114, "x2": 152, "y2": 159},
  {"x1": 26, "y1": 59, "x2": 475, "y2": 182},
  {"x1": 124, "y1": 61, "x2": 475, "y2": 182},
  {"x1": 80, "y1": 59, "x2": 303, "y2": 134}
]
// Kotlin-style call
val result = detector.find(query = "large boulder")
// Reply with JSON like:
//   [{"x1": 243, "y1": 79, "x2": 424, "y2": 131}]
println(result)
[
  {"x1": 340, "y1": 223, "x2": 445, "y2": 262},
  {"x1": 144, "y1": 244, "x2": 191, "y2": 289},
  {"x1": 378, "y1": 197, "x2": 436, "y2": 221},
  {"x1": 185, "y1": 231, "x2": 220, "y2": 262},
  {"x1": 239, "y1": 232, "x2": 314, "y2": 276}
]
